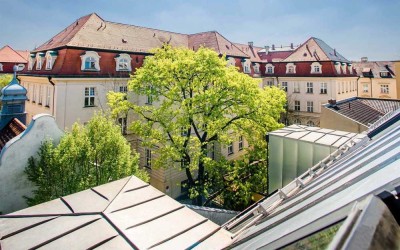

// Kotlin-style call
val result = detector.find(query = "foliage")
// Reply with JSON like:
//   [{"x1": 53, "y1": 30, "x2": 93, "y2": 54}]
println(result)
[
  {"x1": 108, "y1": 45, "x2": 286, "y2": 205},
  {"x1": 25, "y1": 113, "x2": 149, "y2": 206},
  {"x1": 0, "y1": 74, "x2": 12, "y2": 91}
]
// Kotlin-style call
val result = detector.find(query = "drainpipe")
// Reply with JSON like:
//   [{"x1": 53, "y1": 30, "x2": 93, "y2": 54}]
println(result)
[
  {"x1": 370, "y1": 77, "x2": 373, "y2": 98},
  {"x1": 48, "y1": 76, "x2": 55, "y2": 117},
  {"x1": 356, "y1": 76, "x2": 360, "y2": 97}
]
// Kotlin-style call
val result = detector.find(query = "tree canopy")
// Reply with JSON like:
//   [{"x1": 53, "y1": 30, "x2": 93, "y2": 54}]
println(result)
[
  {"x1": 108, "y1": 45, "x2": 286, "y2": 206},
  {"x1": 25, "y1": 113, "x2": 149, "y2": 206}
]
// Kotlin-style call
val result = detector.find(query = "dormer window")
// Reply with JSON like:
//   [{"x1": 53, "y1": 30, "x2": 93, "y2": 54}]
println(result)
[
  {"x1": 36, "y1": 53, "x2": 45, "y2": 70},
  {"x1": 380, "y1": 71, "x2": 390, "y2": 78},
  {"x1": 253, "y1": 63, "x2": 260, "y2": 74},
  {"x1": 341, "y1": 63, "x2": 347, "y2": 74},
  {"x1": 226, "y1": 57, "x2": 235, "y2": 67},
  {"x1": 242, "y1": 59, "x2": 251, "y2": 74},
  {"x1": 80, "y1": 51, "x2": 101, "y2": 71},
  {"x1": 348, "y1": 63, "x2": 353, "y2": 74},
  {"x1": 0, "y1": 63, "x2": 3, "y2": 71},
  {"x1": 115, "y1": 53, "x2": 132, "y2": 71},
  {"x1": 266, "y1": 63, "x2": 274, "y2": 74},
  {"x1": 45, "y1": 51, "x2": 58, "y2": 70},
  {"x1": 335, "y1": 62, "x2": 341, "y2": 74},
  {"x1": 286, "y1": 63, "x2": 296, "y2": 74},
  {"x1": 28, "y1": 54, "x2": 35, "y2": 70},
  {"x1": 311, "y1": 62, "x2": 322, "y2": 74}
]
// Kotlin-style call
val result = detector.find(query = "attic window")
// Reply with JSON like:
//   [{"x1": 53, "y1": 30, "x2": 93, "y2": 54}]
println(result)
[
  {"x1": 80, "y1": 51, "x2": 101, "y2": 71},
  {"x1": 0, "y1": 63, "x2": 3, "y2": 71},
  {"x1": 266, "y1": 63, "x2": 275, "y2": 74},
  {"x1": 115, "y1": 53, "x2": 132, "y2": 71},
  {"x1": 286, "y1": 63, "x2": 296, "y2": 74},
  {"x1": 380, "y1": 72, "x2": 389, "y2": 78},
  {"x1": 45, "y1": 51, "x2": 58, "y2": 70},
  {"x1": 311, "y1": 62, "x2": 322, "y2": 74}
]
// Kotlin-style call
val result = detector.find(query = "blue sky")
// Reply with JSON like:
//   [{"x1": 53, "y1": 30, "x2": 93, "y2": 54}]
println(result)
[{"x1": 1, "y1": 0, "x2": 399, "y2": 61}]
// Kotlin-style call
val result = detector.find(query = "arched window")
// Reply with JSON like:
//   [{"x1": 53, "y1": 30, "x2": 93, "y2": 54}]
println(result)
[
  {"x1": 36, "y1": 53, "x2": 45, "y2": 70},
  {"x1": 80, "y1": 51, "x2": 101, "y2": 71},
  {"x1": 266, "y1": 63, "x2": 274, "y2": 74},
  {"x1": 311, "y1": 62, "x2": 322, "y2": 74},
  {"x1": 115, "y1": 53, "x2": 132, "y2": 71},
  {"x1": 286, "y1": 63, "x2": 296, "y2": 74}
]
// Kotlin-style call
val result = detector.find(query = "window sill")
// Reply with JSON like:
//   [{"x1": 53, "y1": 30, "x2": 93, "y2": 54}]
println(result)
[
  {"x1": 82, "y1": 69, "x2": 100, "y2": 72},
  {"x1": 32, "y1": 101, "x2": 36, "y2": 103},
  {"x1": 306, "y1": 92, "x2": 314, "y2": 94},
  {"x1": 228, "y1": 152, "x2": 234, "y2": 156},
  {"x1": 320, "y1": 92, "x2": 327, "y2": 95},
  {"x1": 38, "y1": 103, "x2": 42, "y2": 106},
  {"x1": 293, "y1": 91, "x2": 300, "y2": 93},
  {"x1": 83, "y1": 105, "x2": 97, "y2": 108},
  {"x1": 45, "y1": 105, "x2": 50, "y2": 108},
  {"x1": 117, "y1": 69, "x2": 131, "y2": 72}
]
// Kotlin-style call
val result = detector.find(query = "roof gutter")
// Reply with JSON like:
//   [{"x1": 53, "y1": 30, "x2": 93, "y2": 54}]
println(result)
[{"x1": 48, "y1": 76, "x2": 55, "y2": 117}]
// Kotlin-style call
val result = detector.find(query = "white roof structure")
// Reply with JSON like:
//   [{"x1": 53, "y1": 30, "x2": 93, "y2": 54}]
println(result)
[{"x1": 0, "y1": 176, "x2": 232, "y2": 249}]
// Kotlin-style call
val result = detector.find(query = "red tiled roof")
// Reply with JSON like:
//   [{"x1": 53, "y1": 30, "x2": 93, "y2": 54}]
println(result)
[
  {"x1": 15, "y1": 50, "x2": 30, "y2": 61},
  {"x1": 0, "y1": 45, "x2": 28, "y2": 63},
  {"x1": 0, "y1": 118, "x2": 26, "y2": 151},
  {"x1": 259, "y1": 50, "x2": 293, "y2": 63}
]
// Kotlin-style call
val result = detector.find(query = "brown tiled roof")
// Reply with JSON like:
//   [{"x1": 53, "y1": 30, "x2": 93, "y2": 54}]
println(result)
[
  {"x1": 283, "y1": 37, "x2": 349, "y2": 62},
  {"x1": 352, "y1": 61, "x2": 395, "y2": 78},
  {"x1": 15, "y1": 50, "x2": 30, "y2": 61},
  {"x1": 326, "y1": 98, "x2": 400, "y2": 127},
  {"x1": 0, "y1": 118, "x2": 26, "y2": 151},
  {"x1": 233, "y1": 43, "x2": 263, "y2": 62},
  {"x1": 0, "y1": 46, "x2": 28, "y2": 63}
]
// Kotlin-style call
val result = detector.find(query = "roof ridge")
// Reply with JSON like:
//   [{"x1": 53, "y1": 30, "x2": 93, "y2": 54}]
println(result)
[
  {"x1": 214, "y1": 32, "x2": 221, "y2": 55},
  {"x1": 105, "y1": 20, "x2": 190, "y2": 37},
  {"x1": 214, "y1": 32, "x2": 249, "y2": 58}
]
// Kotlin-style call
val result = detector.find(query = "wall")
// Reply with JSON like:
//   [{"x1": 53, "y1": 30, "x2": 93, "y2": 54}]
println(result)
[
  {"x1": 358, "y1": 76, "x2": 398, "y2": 99},
  {"x1": 0, "y1": 114, "x2": 63, "y2": 214},
  {"x1": 320, "y1": 106, "x2": 368, "y2": 133}
]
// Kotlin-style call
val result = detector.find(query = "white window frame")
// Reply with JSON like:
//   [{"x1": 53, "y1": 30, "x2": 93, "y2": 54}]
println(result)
[
  {"x1": 294, "y1": 82, "x2": 300, "y2": 93},
  {"x1": 28, "y1": 56, "x2": 35, "y2": 70},
  {"x1": 45, "y1": 86, "x2": 51, "y2": 107},
  {"x1": 266, "y1": 63, "x2": 275, "y2": 74},
  {"x1": 45, "y1": 51, "x2": 57, "y2": 70},
  {"x1": 238, "y1": 136, "x2": 244, "y2": 151},
  {"x1": 115, "y1": 53, "x2": 132, "y2": 71},
  {"x1": 84, "y1": 87, "x2": 96, "y2": 107},
  {"x1": 281, "y1": 82, "x2": 288, "y2": 92},
  {"x1": 253, "y1": 63, "x2": 260, "y2": 74},
  {"x1": 307, "y1": 82, "x2": 313, "y2": 93},
  {"x1": 145, "y1": 148, "x2": 152, "y2": 168},
  {"x1": 36, "y1": 54, "x2": 44, "y2": 70},
  {"x1": 294, "y1": 100, "x2": 300, "y2": 111},
  {"x1": 32, "y1": 84, "x2": 36, "y2": 102},
  {"x1": 381, "y1": 84, "x2": 389, "y2": 94},
  {"x1": 307, "y1": 101, "x2": 313, "y2": 113},
  {"x1": 320, "y1": 82, "x2": 327, "y2": 94},
  {"x1": 286, "y1": 63, "x2": 296, "y2": 74},
  {"x1": 80, "y1": 51, "x2": 101, "y2": 71},
  {"x1": 311, "y1": 62, "x2": 322, "y2": 74},
  {"x1": 242, "y1": 59, "x2": 251, "y2": 74},
  {"x1": 363, "y1": 84, "x2": 369, "y2": 93},
  {"x1": 335, "y1": 62, "x2": 341, "y2": 74}
]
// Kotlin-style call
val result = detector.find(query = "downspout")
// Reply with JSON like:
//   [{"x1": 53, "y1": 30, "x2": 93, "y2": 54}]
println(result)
[
  {"x1": 356, "y1": 76, "x2": 360, "y2": 97},
  {"x1": 370, "y1": 77, "x2": 373, "y2": 98},
  {"x1": 48, "y1": 76, "x2": 55, "y2": 117}
]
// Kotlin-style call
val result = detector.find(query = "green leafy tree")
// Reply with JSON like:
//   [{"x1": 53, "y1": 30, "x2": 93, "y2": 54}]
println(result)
[
  {"x1": 108, "y1": 45, "x2": 286, "y2": 205},
  {"x1": 0, "y1": 74, "x2": 12, "y2": 109},
  {"x1": 25, "y1": 113, "x2": 149, "y2": 206}
]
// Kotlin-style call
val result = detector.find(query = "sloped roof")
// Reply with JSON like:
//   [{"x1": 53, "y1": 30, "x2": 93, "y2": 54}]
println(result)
[
  {"x1": 233, "y1": 43, "x2": 263, "y2": 62},
  {"x1": 0, "y1": 118, "x2": 26, "y2": 151},
  {"x1": 225, "y1": 108, "x2": 400, "y2": 249},
  {"x1": 0, "y1": 175, "x2": 232, "y2": 249},
  {"x1": 0, "y1": 46, "x2": 28, "y2": 63},
  {"x1": 324, "y1": 97, "x2": 400, "y2": 127},
  {"x1": 283, "y1": 37, "x2": 349, "y2": 63},
  {"x1": 352, "y1": 61, "x2": 395, "y2": 78}
]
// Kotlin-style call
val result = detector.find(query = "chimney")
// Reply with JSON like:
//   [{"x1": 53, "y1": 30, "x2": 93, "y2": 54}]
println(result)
[
  {"x1": 328, "y1": 99, "x2": 337, "y2": 105},
  {"x1": 290, "y1": 43, "x2": 294, "y2": 49},
  {"x1": 265, "y1": 46, "x2": 270, "y2": 55},
  {"x1": 334, "y1": 49, "x2": 337, "y2": 56},
  {"x1": 248, "y1": 41, "x2": 253, "y2": 47},
  {"x1": 272, "y1": 44, "x2": 275, "y2": 50},
  {"x1": 361, "y1": 57, "x2": 368, "y2": 62}
]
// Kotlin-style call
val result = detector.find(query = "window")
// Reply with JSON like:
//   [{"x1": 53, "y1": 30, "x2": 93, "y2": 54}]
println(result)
[
  {"x1": 293, "y1": 82, "x2": 300, "y2": 93},
  {"x1": 294, "y1": 100, "x2": 300, "y2": 111},
  {"x1": 307, "y1": 101, "x2": 313, "y2": 112},
  {"x1": 239, "y1": 136, "x2": 244, "y2": 151},
  {"x1": 38, "y1": 85, "x2": 43, "y2": 105},
  {"x1": 115, "y1": 53, "x2": 132, "y2": 71},
  {"x1": 118, "y1": 117, "x2": 127, "y2": 135},
  {"x1": 335, "y1": 62, "x2": 341, "y2": 74},
  {"x1": 253, "y1": 63, "x2": 260, "y2": 74},
  {"x1": 80, "y1": 51, "x2": 101, "y2": 71},
  {"x1": 380, "y1": 72, "x2": 389, "y2": 78},
  {"x1": 228, "y1": 142, "x2": 234, "y2": 155},
  {"x1": 381, "y1": 85, "x2": 389, "y2": 94},
  {"x1": 281, "y1": 82, "x2": 288, "y2": 92},
  {"x1": 0, "y1": 63, "x2": 3, "y2": 71},
  {"x1": 320, "y1": 83, "x2": 327, "y2": 94},
  {"x1": 341, "y1": 82, "x2": 344, "y2": 93},
  {"x1": 294, "y1": 119, "x2": 301, "y2": 125},
  {"x1": 45, "y1": 51, "x2": 58, "y2": 70},
  {"x1": 145, "y1": 149, "x2": 152, "y2": 168},
  {"x1": 84, "y1": 87, "x2": 96, "y2": 107},
  {"x1": 307, "y1": 121, "x2": 315, "y2": 127},
  {"x1": 311, "y1": 62, "x2": 322, "y2": 74},
  {"x1": 363, "y1": 84, "x2": 369, "y2": 93},
  {"x1": 45, "y1": 86, "x2": 51, "y2": 107},
  {"x1": 28, "y1": 55, "x2": 35, "y2": 70},
  {"x1": 242, "y1": 59, "x2": 251, "y2": 73},
  {"x1": 119, "y1": 86, "x2": 128, "y2": 93},
  {"x1": 286, "y1": 63, "x2": 296, "y2": 74},
  {"x1": 307, "y1": 82, "x2": 313, "y2": 93},
  {"x1": 266, "y1": 63, "x2": 274, "y2": 74},
  {"x1": 36, "y1": 54, "x2": 44, "y2": 70},
  {"x1": 226, "y1": 57, "x2": 235, "y2": 67}
]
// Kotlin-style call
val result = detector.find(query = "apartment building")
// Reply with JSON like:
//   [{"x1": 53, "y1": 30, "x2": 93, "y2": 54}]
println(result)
[
  {"x1": 352, "y1": 58, "x2": 398, "y2": 99},
  {"x1": 18, "y1": 13, "x2": 357, "y2": 198}
]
